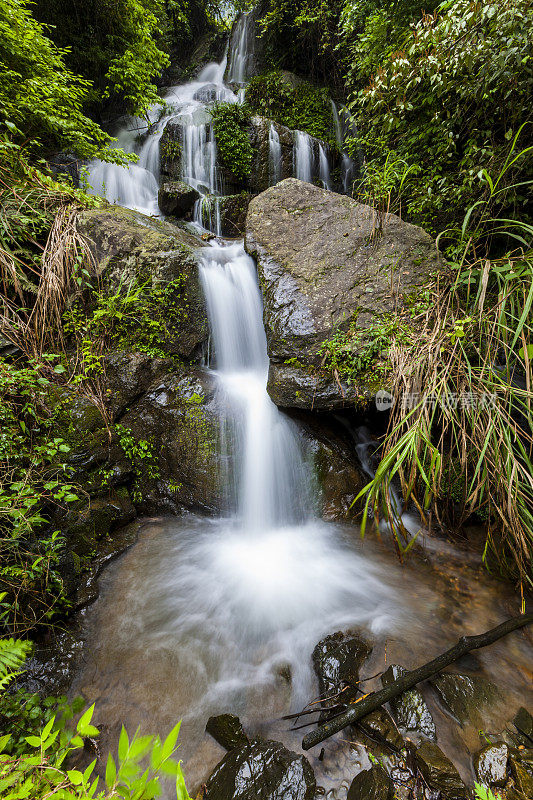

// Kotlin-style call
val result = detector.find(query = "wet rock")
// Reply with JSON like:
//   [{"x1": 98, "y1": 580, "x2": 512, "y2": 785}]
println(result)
[
  {"x1": 206, "y1": 714, "x2": 248, "y2": 750},
  {"x1": 103, "y1": 351, "x2": 174, "y2": 420},
  {"x1": 78, "y1": 205, "x2": 208, "y2": 361},
  {"x1": 381, "y1": 664, "x2": 436, "y2": 740},
  {"x1": 158, "y1": 180, "x2": 199, "y2": 216},
  {"x1": 347, "y1": 765, "x2": 393, "y2": 800},
  {"x1": 358, "y1": 708, "x2": 404, "y2": 751},
  {"x1": 245, "y1": 179, "x2": 443, "y2": 410},
  {"x1": 203, "y1": 739, "x2": 316, "y2": 800},
  {"x1": 431, "y1": 672, "x2": 501, "y2": 727},
  {"x1": 119, "y1": 368, "x2": 222, "y2": 513},
  {"x1": 512, "y1": 707, "x2": 533, "y2": 745},
  {"x1": 198, "y1": 193, "x2": 252, "y2": 236},
  {"x1": 415, "y1": 741, "x2": 467, "y2": 799},
  {"x1": 312, "y1": 631, "x2": 372, "y2": 710},
  {"x1": 509, "y1": 756, "x2": 533, "y2": 798},
  {"x1": 474, "y1": 743, "x2": 508, "y2": 787},
  {"x1": 248, "y1": 116, "x2": 295, "y2": 194}
]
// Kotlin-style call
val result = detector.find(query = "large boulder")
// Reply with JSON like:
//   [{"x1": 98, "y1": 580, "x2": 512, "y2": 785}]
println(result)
[
  {"x1": 203, "y1": 739, "x2": 316, "y2": 800},
  {"x1": 78, "y1": 205, "x2": 208, "y2": 361},
  {"x1": 158, "y1": 180, "x2": 199, "y2": 217},
  {"x1": 245, "y1": 179, "x2": 442, "y2": 410}
]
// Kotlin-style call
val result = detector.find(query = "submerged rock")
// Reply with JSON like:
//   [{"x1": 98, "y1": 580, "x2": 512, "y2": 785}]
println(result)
[
  {"x1": 245, "y1": 179, "x2": 442, "y2": 410},
  {"x1": 512, "y1": 706, "x2": 533, "y2": 745},
  {"x1": 415, "y1": 740, "x2": 467, "y2": 798},
  {"x1": 357, "y1": 708, "x2": 404, "y2": 751},
  {"x1": 381, "y1": 664, "x2": 436, "y2": 740},
  {"x1": 431, "y1": 672, "x2": 501, "y2": 727},
  {"x1": 474, "y1": 742, "x2": 508, "y2": 787},
  {"x1": 312, "y1": 631, "x2": 372, "y2": 709},
  {"x1": 206, "y1": 714, "x2": 248, "y2": 751},
  {"x1": 158, "y1": 180, "x2": 199, "y2": 216},
  {"x1": 203, "y1": 739, "x2": 316, "y2": 800},
  {"x1": 347, "y1": 765, "x2": 394, "y2": 800}
]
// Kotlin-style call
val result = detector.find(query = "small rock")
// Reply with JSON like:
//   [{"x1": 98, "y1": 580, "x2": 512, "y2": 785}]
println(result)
[
  {"x1": 158, "y1": 180, "x2": 200, "y2": 216},
  {"x1": 312, "y1": 631, "x2": 372, "y2": 709},
  {"x1": 415, "y1": 741, "x2": 467, "y2": 799},
  {"x1": 381, "y1": 664, "x2": 436, "y2": 740},
  {"x1": 206, "y1": 714, "x2": 248, "y2": 750},
  {"x1": 358, "y1": 708, "x2": 404, "y2": 751},
  {"x1": 203, "y1": 739, "x2": 316, "y2": 799},
  {"x1": 474, "y1": 743, "x2": 508, "y2": 787},
  {"x1": 512, "y1": 707, "x2": 533, "y2": 745},
  {"x1": 431, "y1": 672, "x2": 501, "y2": 726},
  {"x1": 347, "y1": 765, "x2": 393, "y2": 800},
  {"x1": 509, "y1": 756, "x2": 533, "y2": 798}
]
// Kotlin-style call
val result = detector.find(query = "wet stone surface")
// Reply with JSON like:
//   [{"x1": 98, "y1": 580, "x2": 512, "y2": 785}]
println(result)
[
  {"x1": 474, "y1": 742, "x2": 508, "y2": 787},
  {"x1": 431, "y1": 672, "x2": 501, "y2": 727},
  {"x1": 346, "y1": 765, "x2": 394, "y2": 800},
  {"x1": 356, "y1": 708, "x2": 404, "y2": 752},
  {"x1": 415, "y1": 740, "x2": 467, "y2": 799},
  {"x1": 206, "y1": 714, "x2": 248, "y2": 751},
  {"x1": 312, "y1": 631, "x2": 372, "y2": 710},
  {"x1": 381, "y1": 664, "x2": 436, "y2": 740},
  {"x1": 203, "y1": 739, "x2": 316, "y2": 800}
]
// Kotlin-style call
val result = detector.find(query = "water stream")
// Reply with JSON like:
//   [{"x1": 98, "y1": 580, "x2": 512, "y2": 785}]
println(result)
[{"x1": 79, "y1": 20, "x2": 533, "y2": 799}]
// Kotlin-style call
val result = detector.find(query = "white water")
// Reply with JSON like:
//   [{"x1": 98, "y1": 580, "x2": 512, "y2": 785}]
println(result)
[
  {"x1": 318, "y1": 142, "x2": 331, "y2": 189},
  {"x1": 268, "y1": 123, "x2": 282, "y2": 185},
  {"x1": 227, "y1": 11, "x2": 255, "y2": 84},
  {"x1": 294, "y1": 130, "x2": 314, "y2": 183}
]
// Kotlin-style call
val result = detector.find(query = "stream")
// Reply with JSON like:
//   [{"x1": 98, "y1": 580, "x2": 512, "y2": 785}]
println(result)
[{"x1": 78, "y1": 18, "x2": 533, "y2": 799}]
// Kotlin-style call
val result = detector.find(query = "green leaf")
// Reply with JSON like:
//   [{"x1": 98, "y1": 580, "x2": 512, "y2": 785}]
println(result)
[
  {"x1": 76, "y1": 703, "x2": 95, "y2": 734},
  {"x1": 118, "y1": 725, "x2": 129, "y2": 761},
  {"x1": 106, "y1": 752, "x2": 117, "y2": 788},
  {"x1": 67, "y1": 769, "x2": 84, "y2": 785}
]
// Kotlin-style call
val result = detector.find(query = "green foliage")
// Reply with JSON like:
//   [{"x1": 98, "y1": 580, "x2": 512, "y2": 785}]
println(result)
[
  {"x1": 0, "y1": 634, "x2": 32, "y2": 691},
  {"x1": 258, "y1": 0, "x2": 346, "y2": 87},
  {"x1": 211, "y1": 102, "x2": 253, "y2": 181},
  {"x1": 0, "y1": 0, "x2": 130, "y2": 160},
  {"x1": 0, "y1": 699, "x2": 192, "y2": 799},
  {"x1": 356, "y1": 153, "x2": 533, "y2": 583},
  {"x1": 348, "y1": 0, "x2": 533, "y2": 228},
  {"x1": 245, "y1": 72, "x2": 336, "y2": 145}
]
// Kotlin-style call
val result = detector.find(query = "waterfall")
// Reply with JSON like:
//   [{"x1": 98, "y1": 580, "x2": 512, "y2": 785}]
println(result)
[
  {"x1": 199, "y1": 242, "x2": 311, "y2": 529},
  {"x1": 318, "y1": 143, "x2": 331, "y2": 189},
  {"x1": 268, "y1": 123, "x2": 282, "y2": 185},
  {"x1": 294, "y1": 131, "x2": 314, "y2": 183},
  {"x1": 227, "y1": 12, "x2": 255, "y2": 85}
]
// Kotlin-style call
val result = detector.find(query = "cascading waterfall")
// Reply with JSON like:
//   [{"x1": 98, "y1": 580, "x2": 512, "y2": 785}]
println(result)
[
  {"x1": 318, "y1": 143, "x2": 331, "y2": 189},
  {"x1": 268, "y1": 123, "x2": 282, "y2": 184},
  {"x1": 227, "y1": 11, "x2": 255, "y2": 84},
  {"x1": 294, "y1": 131, "x2": 314, "y2": 183}
]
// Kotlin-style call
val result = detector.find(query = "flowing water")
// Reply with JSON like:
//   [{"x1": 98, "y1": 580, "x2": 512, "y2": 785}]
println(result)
[
  {"x1": 79, "y1": 18, "x2": 533, "y2": 799},
  {"x1": 294, "y1": 130, "x2": 314, "y2": 183},
  {"x1": 268, "y1": 123, "x2": 282, "y2": 185}
]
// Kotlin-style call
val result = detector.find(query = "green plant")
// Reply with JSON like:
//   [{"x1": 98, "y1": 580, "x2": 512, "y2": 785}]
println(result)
[
  {"x1": 0, "y1": 634, "x2": 32, "y2": 691},
  {"x1": 356, "y1": 153, "x2": 533, "y2": 583},
  {"x1": 211, "y1": 102, "x2": 253, "y2": 181},
  {"x1": 474, "y1": 784, "x2": 500, "y2": 800}
]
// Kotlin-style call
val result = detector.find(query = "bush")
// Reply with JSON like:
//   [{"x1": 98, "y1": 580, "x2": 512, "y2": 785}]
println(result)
[{"x1": 211, "y1": 102, "x2": 253, "y2": 181}]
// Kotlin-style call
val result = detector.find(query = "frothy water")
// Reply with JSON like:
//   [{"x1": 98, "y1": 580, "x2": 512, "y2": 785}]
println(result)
[
  {"x1": 268, "y1": 123, "x2": 282, "y2": 184},
  {"x1": 294, "y1": 130, "x2": 314, "y2": 183}
]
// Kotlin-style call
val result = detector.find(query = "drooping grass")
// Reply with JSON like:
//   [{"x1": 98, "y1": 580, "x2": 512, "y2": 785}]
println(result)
[{"x1": 357, "y1": 136, "x2": 533, "y2": 586}]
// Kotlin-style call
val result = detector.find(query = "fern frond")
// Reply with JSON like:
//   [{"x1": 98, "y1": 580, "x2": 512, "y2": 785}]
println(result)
[{"x1": 0, "y1": 638, "x2": 32, "y2": 691}]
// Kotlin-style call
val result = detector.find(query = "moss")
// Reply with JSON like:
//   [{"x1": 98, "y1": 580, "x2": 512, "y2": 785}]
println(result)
[{"x1": 245, "y1": 71, "x2": 336, "y2": 146}]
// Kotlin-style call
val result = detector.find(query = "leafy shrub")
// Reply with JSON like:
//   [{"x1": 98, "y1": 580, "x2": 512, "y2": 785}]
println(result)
[
  {"x1": 211, "y1": 102, "x2": 253, "y2": 181},
  {"x1": 349, "y1": 0, "x2": 533, "y2": 229},
  {"x1": 245, "y1": 71, "x2": 335, "y2": 145}
]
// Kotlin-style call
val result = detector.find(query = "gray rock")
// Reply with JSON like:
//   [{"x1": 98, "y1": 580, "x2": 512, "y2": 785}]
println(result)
[
  {"x1": 158, "y1": 180, "x2": 199, "y2": 216},
  {"x1": 415, "y1": 741, "x2": 467, "y2": 799},
  {"x1": 474, "y1": 743, "x2": 508, "y2": 787},
  {"x1": 206, "y1": 714, "x2": 248, "y2": 750},
  {"x1": 198, "y1": 193, "x2": 252, "y2": 236},
  {"x1": 249, "y1": 116, "x2": 295, "y2": 194},
  {"x1": 431, "y1": 672, "x2": 501, "y2": 727},
  {"x1": 381, "y1": 664, "x2": 436, "y2": 740},
  {"x1": 245, "y1": 179, "x2": 442, "y2": 410},
  {"x1": 203, "y1": 739, "x2": 316, "y2": 800},
  {"x1": 312, "y1": 631, "x2": 372, "y2": 709},
  {"x1": 347, "y1": 765, "x2": 393, "y2": 800},
  {"x1": 78, "y1": 205, "x2": 208, "y2": 361}
]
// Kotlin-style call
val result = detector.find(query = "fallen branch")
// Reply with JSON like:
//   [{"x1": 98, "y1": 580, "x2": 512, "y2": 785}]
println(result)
[{"x1": 302, "y1": 614, "x2": 532, "y2": 750}]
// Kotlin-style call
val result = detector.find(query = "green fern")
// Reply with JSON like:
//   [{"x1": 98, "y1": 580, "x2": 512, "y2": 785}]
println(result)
[{"x1": 0, "y1": 637, "x2": 32, "y2": 691}]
